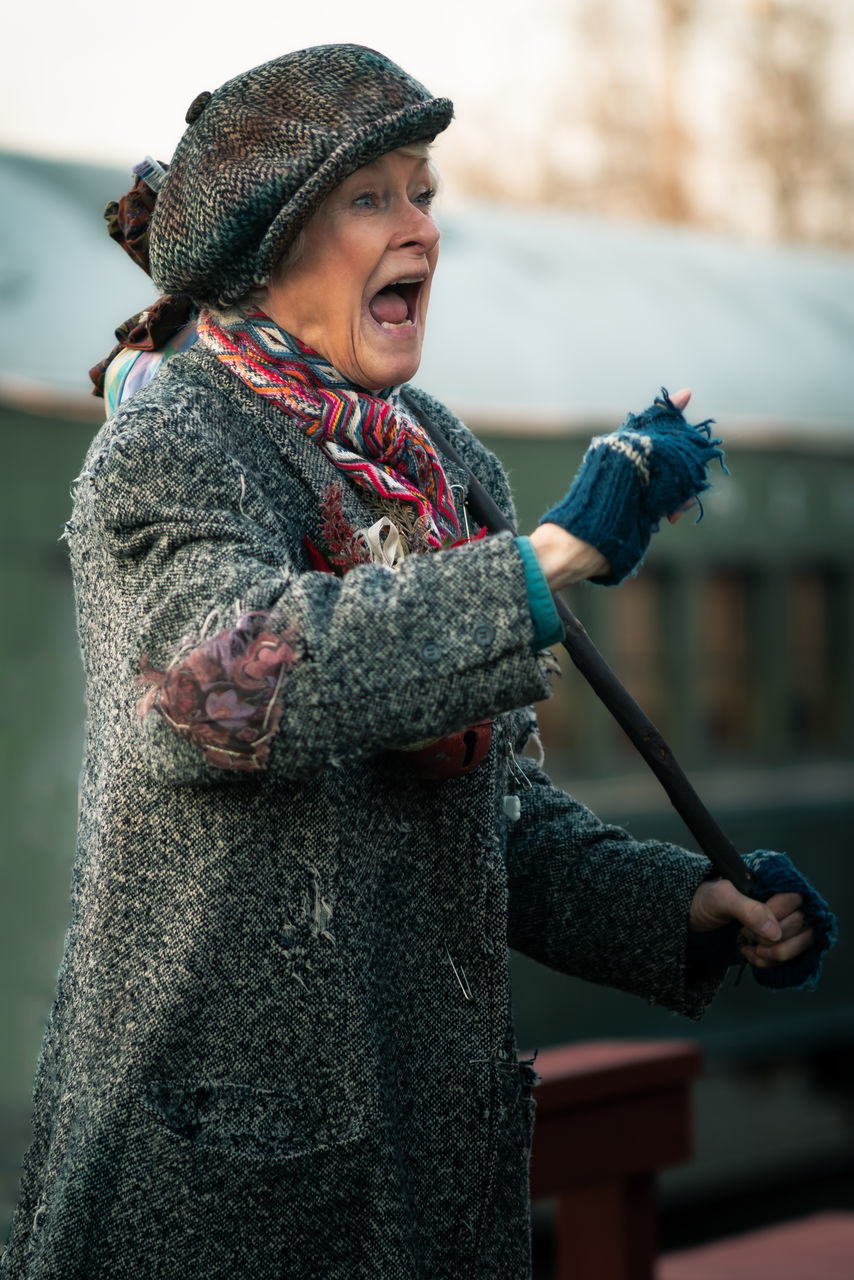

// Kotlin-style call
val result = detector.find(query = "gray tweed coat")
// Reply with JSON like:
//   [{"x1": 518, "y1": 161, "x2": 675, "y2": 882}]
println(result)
[{"x1": 2, "y1": 347, "x2": 721, "y2": 1280}]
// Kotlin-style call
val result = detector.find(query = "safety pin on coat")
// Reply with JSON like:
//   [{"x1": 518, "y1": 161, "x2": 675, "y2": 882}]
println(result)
[{"x1": 444, "y1": 943, "x2": 474, "y2": 1002}]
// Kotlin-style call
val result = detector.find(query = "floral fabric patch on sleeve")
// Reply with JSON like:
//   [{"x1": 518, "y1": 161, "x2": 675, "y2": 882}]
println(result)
[{"x1": 137, "y1": 612, "x2": 299, "y2": 771}]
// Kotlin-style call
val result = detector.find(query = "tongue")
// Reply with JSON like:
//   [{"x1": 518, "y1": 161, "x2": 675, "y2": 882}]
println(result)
[{"x1": 369, "y1": 287, "x2": 409, "y2": 325}]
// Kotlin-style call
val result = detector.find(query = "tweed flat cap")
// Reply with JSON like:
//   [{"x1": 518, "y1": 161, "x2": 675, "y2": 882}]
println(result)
[{"x1": 149, "y1": 44, "x2": 453, "y2": 308}]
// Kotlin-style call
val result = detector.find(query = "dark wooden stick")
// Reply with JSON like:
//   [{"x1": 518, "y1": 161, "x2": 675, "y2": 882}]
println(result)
[{"x1": 427, "y1": 419, "x2": 753, "y2": 895}]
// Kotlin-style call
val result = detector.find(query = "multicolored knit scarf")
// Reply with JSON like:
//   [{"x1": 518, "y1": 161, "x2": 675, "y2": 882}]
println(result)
[{"x1": 198, "y1": 309, "x2": 461, "y2": 546}]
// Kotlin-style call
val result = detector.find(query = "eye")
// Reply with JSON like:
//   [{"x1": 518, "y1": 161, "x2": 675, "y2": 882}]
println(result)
[
  {"x1": 352, "y1": 191, "x2": 378, "y2": 209},
  {"x1": 414, "y1": 187, "x2": 436, "y2": 208}
]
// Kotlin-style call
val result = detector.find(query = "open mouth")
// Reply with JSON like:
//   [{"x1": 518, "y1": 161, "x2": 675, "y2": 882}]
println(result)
[{"x1": 367, "y1": 277, "x2": 424, "y2": 330}]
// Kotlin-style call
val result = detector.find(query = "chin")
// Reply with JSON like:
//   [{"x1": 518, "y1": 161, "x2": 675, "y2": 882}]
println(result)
[{"x1": 358, "y1": 349, "x2": 422, "y2": 392}]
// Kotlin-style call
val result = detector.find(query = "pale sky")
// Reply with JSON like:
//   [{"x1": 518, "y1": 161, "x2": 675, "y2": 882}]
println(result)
[
  {"x1": 8, "y1": 1, "x2": 854, "y2": 243},
  {"x1": 3, "y1": 0, "x2": 566, "y2": 169}
]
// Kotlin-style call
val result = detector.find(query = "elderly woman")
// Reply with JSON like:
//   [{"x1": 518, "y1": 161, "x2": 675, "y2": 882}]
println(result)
[{"x1": 3, "y1": 44, "x2": 820, "y2": 1280}]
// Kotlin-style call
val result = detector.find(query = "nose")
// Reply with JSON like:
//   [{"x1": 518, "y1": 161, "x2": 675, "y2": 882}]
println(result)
[{"x1": 390, "y1": 201, "x2": 440, "y2": 256}]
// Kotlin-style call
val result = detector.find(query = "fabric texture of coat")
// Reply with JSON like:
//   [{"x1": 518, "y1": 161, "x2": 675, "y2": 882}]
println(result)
[{"x1": 2, "y1": 346, "x2": 723, "y2": 1279}]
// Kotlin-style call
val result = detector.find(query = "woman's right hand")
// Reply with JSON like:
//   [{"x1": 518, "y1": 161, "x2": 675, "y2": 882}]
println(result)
[{"x1": 530, "y1": 381, "x2": 706, "y2": 586}]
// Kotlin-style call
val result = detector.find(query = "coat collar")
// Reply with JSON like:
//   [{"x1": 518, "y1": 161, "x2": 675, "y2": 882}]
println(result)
[{"x1": 189, "y1": 344, "x2": 472, "y2": 537}]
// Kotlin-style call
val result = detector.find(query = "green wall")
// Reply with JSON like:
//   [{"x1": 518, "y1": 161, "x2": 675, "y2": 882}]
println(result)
[{"x1": 0, "y1": 407, "x2": 93, "y2": 1227}]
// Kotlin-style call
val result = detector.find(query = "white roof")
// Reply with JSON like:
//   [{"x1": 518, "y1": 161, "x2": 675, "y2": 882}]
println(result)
[
  {"x1": 418, "y1": 201, "x2": 854, "y2": 438},
  {"x1": 0, "y1": 153, "x2": 149, "y2": 402},
  {"x1": 2, "y1": 152, "x2": 853, "y2": 435}
]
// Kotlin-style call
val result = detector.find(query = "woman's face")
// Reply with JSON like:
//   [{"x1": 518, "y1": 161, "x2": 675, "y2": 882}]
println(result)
[{"x1": 259, "y1": 149, "x2": 439, "y2": 390}]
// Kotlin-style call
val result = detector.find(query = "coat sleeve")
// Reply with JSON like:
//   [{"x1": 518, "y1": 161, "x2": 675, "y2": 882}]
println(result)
[
  {"x1": 71, "y1": 398, "x2": 551, "y2": 785},
  {"x1": 504, "y1": 751, "x2": 726, "y2": 1018}
]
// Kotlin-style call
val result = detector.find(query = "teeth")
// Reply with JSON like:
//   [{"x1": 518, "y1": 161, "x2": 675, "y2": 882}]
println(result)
[{"x1": 380, "y1": 319, "x2": 414, "y2": 329}]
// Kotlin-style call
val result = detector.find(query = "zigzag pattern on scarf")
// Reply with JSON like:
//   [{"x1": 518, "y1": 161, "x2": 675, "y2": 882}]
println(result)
[{"x1": 198, "y1": 310, "x2": 461, "y2": 545}]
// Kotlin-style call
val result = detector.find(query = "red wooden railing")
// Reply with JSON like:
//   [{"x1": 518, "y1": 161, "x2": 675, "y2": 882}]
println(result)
[
  {"x1": 530, "y1": 1040, "x2": 854, "y2": 1279},
  {"x1": 529, "y1": 1040, "x2": 702, "y2": 1280}
]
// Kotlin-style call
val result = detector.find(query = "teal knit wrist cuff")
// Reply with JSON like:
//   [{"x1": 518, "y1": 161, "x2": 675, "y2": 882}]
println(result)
[{"x1": 515, "y1": 537, "x2": 564, "y2": 650}]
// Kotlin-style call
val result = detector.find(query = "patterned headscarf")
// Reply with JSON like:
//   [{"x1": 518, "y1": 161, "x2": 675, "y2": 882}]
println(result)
[{"x1": 198, "y1": 309, "x2": 461, "y2": 546}]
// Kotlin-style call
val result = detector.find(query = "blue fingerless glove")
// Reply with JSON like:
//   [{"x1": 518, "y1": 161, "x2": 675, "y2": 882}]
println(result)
[{"x1": 540, "y1": 389, "x2": 725, "y2": 584}]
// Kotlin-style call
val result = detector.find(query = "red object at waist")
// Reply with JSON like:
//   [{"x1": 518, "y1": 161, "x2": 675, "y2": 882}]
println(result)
[{"x1": 400, "y1": 720, "x2": 494, "y2": 780}]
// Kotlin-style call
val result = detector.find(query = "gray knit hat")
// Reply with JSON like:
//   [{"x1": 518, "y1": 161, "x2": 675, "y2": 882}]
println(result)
[{"x1": 148, "y1": 44, "x2": 453, "y2": 308}]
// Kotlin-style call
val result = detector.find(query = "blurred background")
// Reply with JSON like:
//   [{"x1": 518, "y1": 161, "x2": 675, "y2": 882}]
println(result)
[{"x1": 2, "y1": 0, "x2": 854, "y2": 1259}]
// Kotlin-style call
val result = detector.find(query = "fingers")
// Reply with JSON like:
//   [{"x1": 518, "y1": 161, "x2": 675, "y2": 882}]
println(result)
[
  {"x1": 690, "y1": 878, "x2": 777, "y2": 936},
  {"x1": 739, "y1": 893, "x2": 802, "y2": 941},
  {"x1": 667, "y1": 498, "x2": 697, "y2": 525},
  {"x1": 736, "y1": 896, "x2": 785, "y2": 942},
  {"x1": 690, "y1": 880, "x2": 800, "y2": 939},
  {"x1": 690, "y1": 880, "x2": 817, "y2": 973},
  {"x1": 739, "y1": 891, "x2": 813, "y2": 968},
  {"x1": 689, "y1": 879, "x2": 816, "y2": 972},
  {"x1": 666, "y1": 385, "x2": 701, "y2": 522},
  {"x1": 741, "y1": 926, "x2": 815, "y2": 969},
  {"x1": 772, "y1": 891, "x2": 805, "y2": 918}
]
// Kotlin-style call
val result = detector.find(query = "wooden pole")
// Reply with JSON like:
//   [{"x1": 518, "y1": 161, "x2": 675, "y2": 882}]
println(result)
[{"x1": 424, "y1": 418, "x2": 753, "y2": 895}]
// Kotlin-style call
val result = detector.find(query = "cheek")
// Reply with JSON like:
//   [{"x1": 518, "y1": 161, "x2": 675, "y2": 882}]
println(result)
[{"x1": 320, "y1": 272, "x2": 364, "y2": 354}]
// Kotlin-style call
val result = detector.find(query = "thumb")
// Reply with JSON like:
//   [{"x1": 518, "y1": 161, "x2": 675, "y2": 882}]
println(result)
[
  {"x1": 691, "y1": 878, "x2": 783, "y2": 941},
  {"x1": 732, "y1": 893, "x2": 784, "y2": 943}
]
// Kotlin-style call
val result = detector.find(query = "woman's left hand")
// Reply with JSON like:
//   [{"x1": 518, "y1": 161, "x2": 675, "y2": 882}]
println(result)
[{"x1": 689, "y1": 878, "x2": 816, "y2": 969}]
